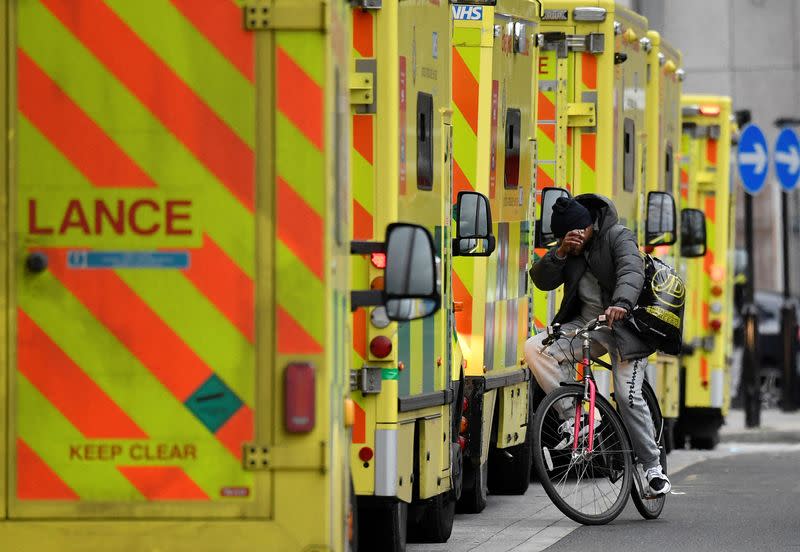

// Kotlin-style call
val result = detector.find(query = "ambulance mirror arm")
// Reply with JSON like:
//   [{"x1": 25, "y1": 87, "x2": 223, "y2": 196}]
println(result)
[{"x1": 351, "y1": 290, "x2": 384, "y2": 311}]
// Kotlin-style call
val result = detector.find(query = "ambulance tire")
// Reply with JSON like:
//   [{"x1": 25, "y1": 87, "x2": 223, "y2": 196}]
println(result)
[
  {"x1": 456, "y1": 458, "x2": 488, "y2": 514},
  {"x1": 690, "y1": 430, "x2": 719, "y2": 450},
  {"x1": 348, "y1": 481, "x2": 358, "y2": 552},
  {"x1": 487, "y1": 381, "x2": 534, "y2": 495},
  {"x1": 407, "y1": 491, "x2": 456, "y2": 543},
  {"x1": 357, "y1": 498, "x2": 407, "y2": 552}
]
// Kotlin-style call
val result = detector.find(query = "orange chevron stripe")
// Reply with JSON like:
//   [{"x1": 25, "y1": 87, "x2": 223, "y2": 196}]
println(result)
[
  {"x1": 452, "y1": 47, "x2": 479, "y2": 134},
  {"x1": 538, "y1": 92, "x2": 555, "y2": 121},
  {"x1": 17, "y1": 309, "x2": 148, "y2": 439},
  {"x1": 353, "y1": 308, "x2": 367, "y2": 361},
  {"x1": 276, "y1": 47, "x2": 324, "y2": 150},
  {"x1": 705, "y1": 195, "x2": 716, "y2": 224},
  {"x1": 17, "y1": 51, "x2": 155, "y2": 188},
  {"x1": 581, "y1": 52, "x2": 597, "y2": 89},
  {"x1": 169, "y1": 0, "x2": 254, "y2": 82},
  {"x1": 353, "y1": 114, "x2": 374, "y2": 164},
  {"x1": 215, "y1": 405, "x2": 253, "y2": 461},
  {"x1": 46, "y1": 249, "x2": 210, "y2": 401},
  {"x1": 452, "y1": 272, "x2": 473, "y2": 336},
  {"x1": 352, "y1": 402, "x2": 366, "y2": 444},
  {"x1": 539, "y1": 122, "x2": 555, "y2": 144},
  {"x1": 182, "y1": 234, "x2": 254, "y2": 343},
  {"x1": 16, "y1": 438, "x2": 78, "y2": 500},
  {"x1": 706, "y1": 138, "x2": 718, "y2": 165},
  {"x1": 581, "y1": 133, "x2": 596, "y2": 171},
  {"x1": 42, "y1": 0, "x2": 255, "y2": 210},
  {"x1": 277, "y1": 176, "x2": 324, "y2": 280},
  {"x1": 453, "y1": 158, "x2": 474, "y2": 197},
  {"x1": 277, "y1": 306, "x2": 323, "y2": 354},
  {"x1": 700, "y1": 357, "x2": 709, "y2": 386},
  {"x1": 704, "y1": 247, "x2": 715, "y2": 277},
  {"x1": 352, "y1": 9, "x2": 374, "y2": 57},
  {"x1": 537, "y1": 166, "x2": 554, "y2": 189},
  {"x1": 702, "y1": 300, "x2": 710, "y2": 329},
  {"x1": 118, "y1": 466, "x2": 208, "y2": 500},
  {"x1": 353, "y1": 200, "x2": 374, "y2": 240}
]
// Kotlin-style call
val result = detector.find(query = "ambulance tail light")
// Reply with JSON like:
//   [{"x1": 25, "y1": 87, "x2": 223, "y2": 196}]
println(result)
[
  {"x1": 458, "y1": 435, "x2": 467, "y2": 451},
  {"x1": 711, "y1": 284, "x2": 723, "y2": 297},
  {"x1": 710, "y1": 319, "x2": 722, "y2": 333},
  {"x1": 285, "y1": 363, "x2": 315, "y2": 433},
  {"x1": 370, "y1": 336, "x2": 392, "y2": 358},
  {"x1": 370, "y1": 252, "x2": 387, "y2": 269},
  {"x1": 358, "y1": 446, "x2": 374, "y2": 463},
  {"x1": 700, "y1": 105, "x2": 721, "y2": 117},
  {"x1": 462, "y1": 397, "x2": 469, "y2": 413},
  {"x1": 460, "y1": 416, "x2": 468, "y2": 433}
]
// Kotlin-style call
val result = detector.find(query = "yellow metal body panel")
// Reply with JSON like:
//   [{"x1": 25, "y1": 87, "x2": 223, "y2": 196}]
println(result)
[
  {"x1": 679, "y1": 95, "x2": 734, "y2": 417},
  {"x1": 495, "y1": 382, "x2": 530, "y2": 448},
  {"x1": 418, "y1": 415, "x2": 445, "y2": 499},
  {"x1": 3, "y1": 0, "x2": 354, "y2": 550}
]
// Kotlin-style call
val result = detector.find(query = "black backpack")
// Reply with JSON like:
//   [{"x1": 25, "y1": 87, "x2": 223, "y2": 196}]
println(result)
[{"x1": 631, "y1": 254, "x2": 686, "y2": 355}]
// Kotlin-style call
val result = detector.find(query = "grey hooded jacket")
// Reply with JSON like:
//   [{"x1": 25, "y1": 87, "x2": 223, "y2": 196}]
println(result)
[{"x1": 530, "y1": 193, "x2": 654, "y2": 361}]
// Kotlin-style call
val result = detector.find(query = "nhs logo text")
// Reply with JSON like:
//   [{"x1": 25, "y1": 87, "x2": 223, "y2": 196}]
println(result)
[{"x1": 452, "y1": 5, "x2": 483, "y2": 20}]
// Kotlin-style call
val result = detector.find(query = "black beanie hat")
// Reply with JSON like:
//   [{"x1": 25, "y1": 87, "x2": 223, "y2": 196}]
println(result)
[{"x1": 551, "y1": 197, "x2": 592, "y2": 238}]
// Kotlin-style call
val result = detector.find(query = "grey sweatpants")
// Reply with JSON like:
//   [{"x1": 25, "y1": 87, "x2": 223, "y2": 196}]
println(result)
[{"x1": 523, "y1": 317, "x2": 661, "y2": 470}]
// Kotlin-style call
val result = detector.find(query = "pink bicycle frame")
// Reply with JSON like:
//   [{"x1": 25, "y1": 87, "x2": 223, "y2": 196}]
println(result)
[{"x1": 572, "y1": 356, "x2": 597, "y2": 453}]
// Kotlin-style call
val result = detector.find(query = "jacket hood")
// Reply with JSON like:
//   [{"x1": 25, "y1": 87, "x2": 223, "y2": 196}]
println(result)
[{"x1": 574, "y1": 193, "x2": 619, "y2": 235}]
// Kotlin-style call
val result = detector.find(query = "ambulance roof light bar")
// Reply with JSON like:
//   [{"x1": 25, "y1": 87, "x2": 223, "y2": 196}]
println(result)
[{"x1": 574, "y1": 7, "x2": 606, "y2": 22}]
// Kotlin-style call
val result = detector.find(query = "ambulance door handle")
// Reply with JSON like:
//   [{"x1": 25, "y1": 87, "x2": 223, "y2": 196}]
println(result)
[{"x1": 26, "y1": 252, "x2": 48, "y2": 274}]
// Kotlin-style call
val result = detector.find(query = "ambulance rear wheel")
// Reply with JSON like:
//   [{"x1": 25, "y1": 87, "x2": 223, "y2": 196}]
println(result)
[
  {"x1": 457, "y1": 457, "x2": 488, "y2": 513},
  {"x1": 357, "y1": 498, "x2": 407, "y2": 552},
  {"x1": 407, "y1": 490, "x2": 456, "y2": 543},
  {"x1": 487, "y1": 381, "x2": 534, "y2": 495},
  {"x1": 690, "y1": 430, "x2": 719, "y2": 450}
]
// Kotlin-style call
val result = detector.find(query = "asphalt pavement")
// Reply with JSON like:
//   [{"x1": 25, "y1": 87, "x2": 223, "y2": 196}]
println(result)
[
  {"x1": 408, "y1": 408, "x2": 800, "y2": 552},
  {"x1": 545, "y1": 447, "x2": 800, "y2": 552}
]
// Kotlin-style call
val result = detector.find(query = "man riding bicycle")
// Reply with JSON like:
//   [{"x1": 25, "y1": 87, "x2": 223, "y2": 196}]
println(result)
[{"x1": 524, "y1": 194, "x2": 671, "y2": 495}]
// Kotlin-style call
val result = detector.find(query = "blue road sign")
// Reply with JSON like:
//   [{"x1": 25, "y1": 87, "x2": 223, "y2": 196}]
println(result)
[
  {"x1": 774, "y1": 128, "x2": 800, "y2": 192},
  {"x1": 738, "y1": 124, "x2": 769, "y2": 195}
]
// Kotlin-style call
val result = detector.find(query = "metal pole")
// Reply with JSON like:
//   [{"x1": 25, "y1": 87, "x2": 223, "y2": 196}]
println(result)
[
  {"x1": 742, "y1": 193, "x2": 761, "y2": 427},
  {"x1": 780, "y1": 191, "x2": 798, "y2": 411}
]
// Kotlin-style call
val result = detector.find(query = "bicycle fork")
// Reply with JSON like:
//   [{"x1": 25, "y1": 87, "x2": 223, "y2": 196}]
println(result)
[{"x1": 573, "y1": 336, "x2": 597, "y2": 454}]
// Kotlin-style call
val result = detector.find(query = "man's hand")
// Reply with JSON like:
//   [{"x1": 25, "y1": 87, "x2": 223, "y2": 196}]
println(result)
[
  {"x1": 604, "y1": 306, "x2": 628, "y2": 328},
  {"x1": 556, "y1": 229, "x2": 585, "y2": 257}
]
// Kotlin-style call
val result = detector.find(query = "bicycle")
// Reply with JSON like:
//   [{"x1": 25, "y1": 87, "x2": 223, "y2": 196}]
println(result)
[{"x1": 530, "y1": 315, "x2": 668, "y2": 525}]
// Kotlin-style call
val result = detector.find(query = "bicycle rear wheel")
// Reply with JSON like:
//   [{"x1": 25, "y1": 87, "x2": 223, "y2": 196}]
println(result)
[
  {"x1": 630, "y1": 380, "x2": 667, "y2": 519},
  {"x1": 532, "y1": 385, "x2": 633, "y2": 525}
]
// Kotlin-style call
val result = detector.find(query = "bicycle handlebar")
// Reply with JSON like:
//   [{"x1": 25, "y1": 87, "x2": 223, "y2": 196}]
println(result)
[{"x1": 542, "y1": 315, "x2": 609, "y2": 346}]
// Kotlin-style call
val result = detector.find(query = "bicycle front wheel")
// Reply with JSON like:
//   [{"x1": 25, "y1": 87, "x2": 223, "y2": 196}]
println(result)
[{"x1": 532, "y1": 385, "x2": 633, "y2": 525}]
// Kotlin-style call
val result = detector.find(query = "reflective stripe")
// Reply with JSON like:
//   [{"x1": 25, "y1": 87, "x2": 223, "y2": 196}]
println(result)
[{"x1": 374, "y1": 429, "x2": 398, "y2": 496}]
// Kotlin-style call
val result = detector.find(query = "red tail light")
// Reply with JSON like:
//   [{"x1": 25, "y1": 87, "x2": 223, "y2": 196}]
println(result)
[
  {"x1": 370, "y1": 336, "x2": 392, "y2": 358},
  {"x1": 462, "y1": 397, "x2": 469, "y2": 413},
  {"x1": 370, "y1": 252, "x2": 387, "y2": 269},
  {"x1": 358, "y1": 446, "x2": 374, "y2": 462},
  {"x1": 458, "y1": 436, "x2": 467, "y2": 451},
  {"x1": 285, "y1": 363, "x2": 315, "y2": 433},
  {"x1": 460, "y1": 416, "x2": 468, "y2": 433},
  {"x1": 711, "y1": 285, "x2": 723, "y2": 297},
  {"x1": 710, "y1": 319, "x2": 722, "y2": 332}
]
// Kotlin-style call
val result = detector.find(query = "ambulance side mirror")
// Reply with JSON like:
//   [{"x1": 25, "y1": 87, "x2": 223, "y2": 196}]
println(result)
[
  {"x1": 453, "y1": 191, "x2": 495, "y2": 257},
  {"x1": 535, "y1": 187, "x2": 571, "y2": 248},
  {"x1": 645, "y1": 191, "x2": 677, "y2": 247},
  {"x1": 383, "y1": 223, "x2": 441, "y2": 321},
  {"x1": 680, "y1": 208, "x2": 707, "y2": 258}
]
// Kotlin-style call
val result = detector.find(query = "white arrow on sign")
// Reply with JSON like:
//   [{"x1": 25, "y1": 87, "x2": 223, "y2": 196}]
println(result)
[
  {"x1": 739, "y1": 142, "x2": 768, "y2": 174},
  {"x1": 775, "y1": 145, "x2": 800, "y2": 174}
]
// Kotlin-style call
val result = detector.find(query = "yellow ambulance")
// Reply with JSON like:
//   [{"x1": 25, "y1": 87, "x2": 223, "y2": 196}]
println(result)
[
  {"x1": 348, "y1": 1, "x2": 480, "y2": 548},
  {"x1": 676, "y1": 95, "x2": 735, "y2": 449},
  {"x1": 451, "y1": 0, "x2": 541, "y2": 512},
  {"x1": 533, "y1": 2, "x2": 676, "y2": 403},
  {"x1": 1, "y1": 1, "x2": 439, "y2": 550},
  {"x1": 642, "y1": 30, "x2": 684, "y2": 448}
]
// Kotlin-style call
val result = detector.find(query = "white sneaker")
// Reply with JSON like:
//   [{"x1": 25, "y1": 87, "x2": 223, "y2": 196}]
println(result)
[
  {"x1": 553, "y1": 409, "x2": 602, "y2": 451},
  {"x1": 645, "y1": 465, "x2": 671, "y2": 495}
]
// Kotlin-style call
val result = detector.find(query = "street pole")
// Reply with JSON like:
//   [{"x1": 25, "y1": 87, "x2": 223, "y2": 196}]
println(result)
[
  {"x1": 780, "y1": 189, "x2": 798, "y2": 411},
  {"x1": 742, "y1": 192, "x2": 761, "y2": 427}
]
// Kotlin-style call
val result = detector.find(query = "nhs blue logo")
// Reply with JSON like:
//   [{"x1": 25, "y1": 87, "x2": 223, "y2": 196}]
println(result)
[{"x1": 452, "y1": 5, "x2": 484, "y2": 20}]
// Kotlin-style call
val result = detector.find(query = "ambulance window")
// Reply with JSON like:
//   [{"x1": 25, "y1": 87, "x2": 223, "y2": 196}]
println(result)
[
  {"x1": 623, "y1": 118, "x2": 635, "y2": 192},
  {"x1": 664, "y1": 143, "x2": 674, "y2": 193},
  {"x1": 504, "y1": 108, "x2": 521, "y2": 188},
  {"x1": 417, "y1": 92, "x2": 434, "y2": 190}
]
